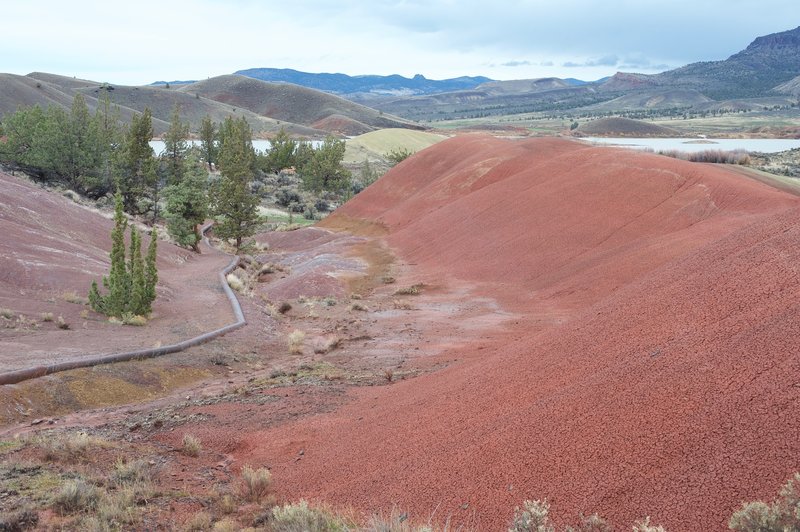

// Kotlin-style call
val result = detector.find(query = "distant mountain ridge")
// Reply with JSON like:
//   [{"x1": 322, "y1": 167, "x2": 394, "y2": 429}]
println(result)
[{"x1": 234, "y1": 68, "x2": 492, "y2": 97}]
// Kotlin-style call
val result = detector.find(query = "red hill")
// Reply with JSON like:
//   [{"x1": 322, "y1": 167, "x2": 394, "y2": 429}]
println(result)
[{"x1": 237, "y1": 136, "x2": 800, "y2": 530}]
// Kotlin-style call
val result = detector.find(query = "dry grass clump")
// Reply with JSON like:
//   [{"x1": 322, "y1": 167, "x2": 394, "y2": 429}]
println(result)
[
  {"x1": 631, "y1": 517, "x2": 666, "y2": 532},
  {"x1": 350, "y1": 302, "x2": 368, "y2": 312},
  {"x1": 270, "y1": 500, "x2": 353, "y2": 531},
  {"x1": 182, "y1": 434, "x2": 202, "y2": 457},
  {"x1": 41, "y1": 312, "x2": 55, "y2": 322},
  {"x1": 186, "y1": 511, "x2": 213, "y2": 530},
  {"x1": 313, "y1": 336, "x2": 342, "y2": 354},
  {"x1": 56, "y1": 316, "x2": 70, "y2": 330},
  {"x1": 112, "y1": 458, "x2": 151, "y2": 486},
  {"x1": 52, "y1": 479, "x2": 100, "y2": 515},
  {"x1": 121, "y1": 312, "x2": 147, "y2": 326},
  {"x1": 62, "y1": 291, "x2": 88, "y2": 305},
  {"x1": 657, "y1": 148, "x2": 751, "y2": 165},
  {"x1": 0, "y1": 508, "x2": 38, "y2": 530},
  {"x1": 689, "y1": 149, "x2": 751, "y2": 165},
  {"x1": 394, "y1": 283, "x2": 424, "y2": 296},
  {"x1": 1, "y1": 308, "x2": 15, "y2": 319},
  {"x1": 508, "y1": 500, "x2": 620, "y2": 532},
  {"x1": 40, "y1": 432, "x2": 94, "y2": 462},
  {"x1": 240, "y1": 465, "x2": 272, "y2": 502},
  {"x1": 226, "y1": 273, "x2": 245, "y2": 292},
  {"x1": 217, "y1": 493, "x2": 238, "y2": 515},
  {"x1": 288, "y1": 330, "x2": 305, "y2": 354}
]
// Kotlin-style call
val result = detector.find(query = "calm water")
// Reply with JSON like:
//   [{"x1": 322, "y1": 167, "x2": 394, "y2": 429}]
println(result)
[
  {"x1": 148, "y1": 139, "x2": 323, "y2": 155},
  {"x1": 584, "y1": 137, "x2": 800, "y2": 154}
]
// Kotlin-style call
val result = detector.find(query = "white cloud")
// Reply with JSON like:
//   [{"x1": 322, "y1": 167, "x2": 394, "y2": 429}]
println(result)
[{"x1": 2, "y1": 0, "x2": 798, "y2": 84}]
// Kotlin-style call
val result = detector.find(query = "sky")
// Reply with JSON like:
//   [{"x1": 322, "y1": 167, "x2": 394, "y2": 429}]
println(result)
[{"x1": 3, "y1": 0, "x2": 798, "y2": 85}]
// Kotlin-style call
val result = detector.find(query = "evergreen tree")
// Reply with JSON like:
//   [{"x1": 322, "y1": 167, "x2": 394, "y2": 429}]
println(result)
[
  {"x1": 199, "y1": 115, "x2": 217, "y2": 169},
  {"x1": 89, "y1": 191, "x2": 159, "y2": 319},
  {"x1": 144, "y1": 228, "x2": 158, "y2": 315},
  {"x1": 129, "y1": 227, "x2": 147, "y2": 315},
  {"x1": 115, "y1": 109, "x2": 156, "y2": 215},
  {"x1": 162, "y1": 105, "x2": 189, "y2": 185},
  {"x1": 164, "y1": 156, "x2": 208, "y2": 252},
  {"x1": 211, "y1": 116, "x2": 260, "y2": 252},
  {"x1": 262, "y1": 127, "x2": 297, "y2": 173},
  {"x1": 301, "y1": 135, "x2": 351, "y2": 193}
]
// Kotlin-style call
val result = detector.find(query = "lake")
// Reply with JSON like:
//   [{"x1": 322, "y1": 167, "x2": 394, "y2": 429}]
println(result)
[
  {"x1": 583, "y1": 137, "x2": 800, "y2": 154},
  {"x1": 149, "y1": 139, "x2": 324, "y2": 155}
]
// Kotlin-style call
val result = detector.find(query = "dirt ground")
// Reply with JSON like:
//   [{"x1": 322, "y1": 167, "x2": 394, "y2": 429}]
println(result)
[{"x1": 2, "y1": 137, "x2": 800, "y2": 530}]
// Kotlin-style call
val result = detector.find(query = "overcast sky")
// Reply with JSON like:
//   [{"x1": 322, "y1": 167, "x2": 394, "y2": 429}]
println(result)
[{"x1": 3, "y1": 1, "x2": 798, "y2": 85}]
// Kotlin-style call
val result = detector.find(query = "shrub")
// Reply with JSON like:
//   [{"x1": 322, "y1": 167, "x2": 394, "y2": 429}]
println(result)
[
  {"x1": 350, "y1": 302, "x2": 368, "y2": 312},
  {"x1": 0, "y1": 308, "x2": 15, "y2": 319},
  {"x1": 631, "y1": 516, "x2": 666, "y2": 532},
  {"x1": 56, "y1": 316, "x2": 70, "y2": 329},
  {"x1": 52, "y1": 479, "x2": 100, "y2": 515},
  {"x1": 41, "y1": 312, "x2": 54, "y2": 322},
  {"x1": 240, "y1": 464, "x2": 272, "y2": 502},
  {"x1": 688, "y1": 149, "x2": 751, "y2": 165},
  {"x1": 508, "y1": 499, "x2": 555, "y2": 532},
  {"x1": 278, "y1": 301, "x2": 292, "y2": 314},
  {"x1": 182, "y1": 434, "x2": 202, "y2": 457},
  {"x1": 288, "y1": 330, "x2": 305, "y2": 354},
  {"x1": 394, "y1": 284, "x2": 424, "y2": 296},
  {"x1": 729, "y1": 472, "x2": 800, "y2": 531}
]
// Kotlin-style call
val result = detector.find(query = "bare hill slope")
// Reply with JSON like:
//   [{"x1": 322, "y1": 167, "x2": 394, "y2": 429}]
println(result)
[
  {"x1": 577, "y1": 117, "x2": 683, "y2": 137},
  {"x1": 238, "y1": 136, "x2": 800, "y2": 530},
  {"x1": 0, "y1": 72, "x2": 324, "y2": 136},
  {"x1": 179, "y1": 75, "x2": 421, "y2": 134}
]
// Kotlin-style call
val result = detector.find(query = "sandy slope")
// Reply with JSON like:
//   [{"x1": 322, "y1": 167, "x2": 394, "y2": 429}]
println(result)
[{"x1": 228, "y1": 136, "x2": 800, "y2": 530}]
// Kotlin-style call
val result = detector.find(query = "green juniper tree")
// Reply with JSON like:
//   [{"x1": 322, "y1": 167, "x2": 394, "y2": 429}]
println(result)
[
  {"x1": 89, "y1": 192, "x2": 158, "y2": 319},
  {"x1": 301, "y1": 135, "x2": 351, "y2": 194},
  {"x1": 115, "y1": 108, "x2": 156, "y2": 215},
  {"x1": 162, "y1": 105, "x2": 190, "y2": 185},
  {"x1": 199, "y1": 115, "x2": 218, "y2": 170},
  {"x1": 211, "y1": 116, "x2": 261, "y2": 252},
  {"x1": 163, "y1": 156, "x2": 209, "y2": 252}
]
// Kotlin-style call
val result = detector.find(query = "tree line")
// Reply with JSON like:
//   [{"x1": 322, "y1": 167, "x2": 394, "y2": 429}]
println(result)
[{"x1": 0, "y1": 94, "x2": 352, "y2": 253}]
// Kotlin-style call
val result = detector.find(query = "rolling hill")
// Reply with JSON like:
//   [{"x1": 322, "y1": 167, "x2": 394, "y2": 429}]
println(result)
[
  {"x1": 366, "y1": 26, "x2": 800, "y2": 122},
  {"x1": 178, "y1": 75, "x2": 421, "y2": 135},
  {"x1": 234, "y1": 67, "x2": 491, "y2": 97},
  {"x1": 576, "y1": 116, "x2": 683, "y2": 137},
  {"x1": 0, "y1": 72, "x2": 324, "y2": 136},
  {"x1": 342, "y1": 128, "x2": 447, "y2": 164},
  {"x1": 238, "y1": 136, "x2": 800, "y2": 530}
]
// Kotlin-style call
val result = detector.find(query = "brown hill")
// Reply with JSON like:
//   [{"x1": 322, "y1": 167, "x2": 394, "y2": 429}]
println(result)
[
  {"x1": 234, "y1": 136, "x2": 800, "y2": 530},
  {"x1": 178, "y1": 75, "x2": 421, "y2": 133},
  {"x1": 0, "y1": 72, "x2": 325, "y2": 136},
  {"x1": 577, "y1": 117, "x2": 683, "y2": 137}
]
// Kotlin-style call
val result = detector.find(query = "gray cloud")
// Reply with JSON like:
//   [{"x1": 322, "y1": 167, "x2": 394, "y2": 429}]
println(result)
[
  {"x1": 3, "y1": 0, "x2": 798, "y2": 84},
  {"x1": 501, "y1": 60, "x2": 532, "y2": 67}
]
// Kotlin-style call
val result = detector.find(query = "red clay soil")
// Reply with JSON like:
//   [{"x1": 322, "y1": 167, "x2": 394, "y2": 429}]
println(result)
[
  {"x1": 0, "y1": 172, "x2": 236, "y2": 372},
  {"x1": 228, "y1": 137, "x2": 800, "y2": 530}
]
